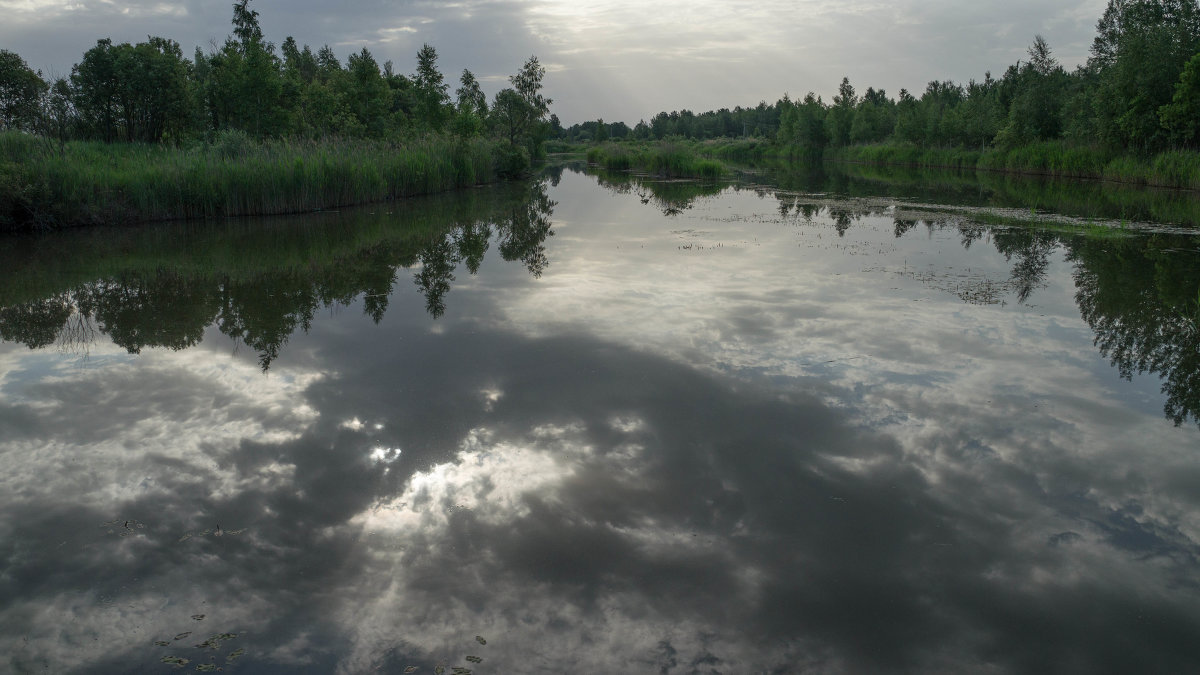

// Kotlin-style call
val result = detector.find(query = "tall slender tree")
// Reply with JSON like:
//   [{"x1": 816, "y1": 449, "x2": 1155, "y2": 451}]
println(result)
[{"x1": 413, "y1": 43, "x2": 449, "y2": 131}]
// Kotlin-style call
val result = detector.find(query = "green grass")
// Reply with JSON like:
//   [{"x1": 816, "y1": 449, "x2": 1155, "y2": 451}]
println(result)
[
  {"x1": 586, "y1": 141, "x2": 725, "y2": 179},
  {"x1": 829, "y1": 144, "x2": 982, "y2": 170},
  {"x1": 826, "y1": 140, "x2": 1200, "y2": 190},
  {"x1": 0, "y1": 131, "x2": 507, "y2": 231},
  {"x1": 544, "y1": 140, "x2": 589, "y2": 156},
  {"x1": 907, "y1": 203, "x2": 1136, "y2": 241}
]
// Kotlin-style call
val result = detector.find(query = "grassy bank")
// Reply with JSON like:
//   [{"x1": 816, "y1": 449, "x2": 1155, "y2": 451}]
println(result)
[
  {"x1": 585, "y1": 142, "x2": 725, "y2": 178},
  {"x1": 0, "y1": 181, "x2": 538, "y2": 304},
  {"x1": 827, "y1": 142, "x2": 1200, "y2": 190},
  {"x1": 825, "y1": 162, "x2": 1200, "y2": 226},
  {"x1": 0, "y1": 131, "x2": 511, "y2": 231}
]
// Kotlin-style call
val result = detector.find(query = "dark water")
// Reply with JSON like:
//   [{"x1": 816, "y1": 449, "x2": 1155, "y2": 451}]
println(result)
[{"x1": 2, "y1": 165, "x2": 1199, "y2": 674}]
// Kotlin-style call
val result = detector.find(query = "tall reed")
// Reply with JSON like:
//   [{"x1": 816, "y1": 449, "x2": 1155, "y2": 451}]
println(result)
[
  {"x1": 827, "y1": 140, "x2": 1200, "y2": 190},
  {"x1": 587, "y1": 141, "x2": 724, "y2": 179},
  {"x1": 0, "y1": 131, "x2": 504, "y2": 230}
]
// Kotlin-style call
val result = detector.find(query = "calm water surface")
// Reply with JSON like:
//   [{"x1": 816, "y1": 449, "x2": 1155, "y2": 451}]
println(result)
[{"x1": 2, "y1": 166, "x2": 1199, "y2": 674}]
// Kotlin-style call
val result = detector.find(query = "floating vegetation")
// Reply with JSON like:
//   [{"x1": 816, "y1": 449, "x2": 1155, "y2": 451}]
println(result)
[
  {"x1": 161, "y1": 655, "x2": 189, "y2": 667},
  {"x1": 196, "y1": 664, "x2": 218, "y2": 672},
  {"x1": 451, "y1": 668, "x2": 473, "y2": 675},
  {"x1": 174, "y1": 632, "x2": 191, "y2": 641},
  {"x1": 179, "y1": 527, "x2": 246, "y2": 543},
  {"x1": 102, "y1": 518, "x2": 146, "y2": 537},
  {"x1": 874, "y1": 263, "x2": 1023, "y2": 306},
  {"x1": 435, "y1": 666, "x2": 445, "y2": 675},
  {"x1": 227, "y1": 647, "x2": 246, "y2": 662},
  {"x1": 191, "y1": 615, "x2": 206, "y2": 621},
  {"x1": 155, "y1": 641, "x2": 171, "y2": 647},
  {"x1": 465, "y1": 655, "x2": 483, "y2": 663},
  {"x1": 196, "y1": 633, "x2": 238, "y2": 649},
  {"x1": 404, "y1": 667, "x2": 418, "y2": 674},
  {"x1": 474, "y1": 636, "x2": 487, "y2": 646}
]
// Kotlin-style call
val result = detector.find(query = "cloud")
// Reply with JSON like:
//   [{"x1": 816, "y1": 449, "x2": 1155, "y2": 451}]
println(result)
[{"x1": 0, "y1": 0, "x2": 1108, "y2": 122}]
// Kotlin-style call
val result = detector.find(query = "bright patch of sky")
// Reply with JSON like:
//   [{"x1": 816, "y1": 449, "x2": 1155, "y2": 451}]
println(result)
[{"x1": 0, "y1": 0, "x2": 1107, "y2": 123}]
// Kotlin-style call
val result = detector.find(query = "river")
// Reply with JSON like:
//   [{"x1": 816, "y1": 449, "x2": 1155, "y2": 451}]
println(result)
[{"x1": 1, "y1": 163, "x2": 1198, "y2": 673}]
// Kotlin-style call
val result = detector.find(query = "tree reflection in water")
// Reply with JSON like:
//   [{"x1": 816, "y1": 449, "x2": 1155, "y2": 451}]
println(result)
[
  {"x1": 0, "y1": 178, "x2": 557, "y2": 369},
  {"x1": 1, "y1": 168, "x2": 1198, "y2": 424}
]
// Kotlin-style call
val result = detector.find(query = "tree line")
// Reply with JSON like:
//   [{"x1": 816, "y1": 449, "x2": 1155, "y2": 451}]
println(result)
[
  {"x1": 559, "y1": 0, "x2": 1200, "y2": 158},
  {"x1": 0, "y1": 0, "x2": 551, "y2": 159}
]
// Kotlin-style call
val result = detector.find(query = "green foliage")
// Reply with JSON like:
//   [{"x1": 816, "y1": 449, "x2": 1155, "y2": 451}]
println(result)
[
  {"x1": 37, "y1": 78, "x2": 75, "y2": 150},
  {"x1": 586, "y1": 141, "x2": 724, "y2": 179},
  {"x1": 0, "y1": 49, "x2": 47, "y2": 131},
  {"x1": 570, "y1": 1, "x2": 1200, "y2": 180},
  {"x1": 70, "y1": 38, "x2": 122, "y2": 141},
  {"x1": 829, "y1": 139, "x2": 1200, "y2": 189},
  {"x1": 995, "y1": 36, "x2": 1069, "y2": 147},
  {"x1": 1148, "y1": 150, "x2": 1200, "y2": 189},
  {"x1": 491, "y1": 56, "x2": 552, "y2": 157},
  {"x1": 197, "y1": 0, "x2": 288, "y2": 138},
  {"x1": 827, "y1": 77, "x2": 857, "y2": 146},
  {"x1": 0, "y1": 159, "x2": 47, "y2": 229},
  {"x1": 494, "y1": 143, "x2": 530, "y2": 179},
  {"x1": 1089, "y1": 0, "x2": 1200, "y2": 152},
  {"x1": 452, "y1": 69, "x2": 487, "y2": 137},
  {"x1": 0, "y1": 1, "x2": 559, "y2": 230},
  {"x1": 491, "y1": 88, "x2": 532, "y2": 147},
  {"x1": 1159, "y1": 51, "x2": 1200, "y2": 145},
  {"x1": 1, "y1": 0, "x2": 553, "y2": 150},
  {"x1": 0, "y1": 130, "x2": 501, "y2": 230},
  {"x1": 344, "y1": 47, "x2": 392, "y2": 136},
  {"x1": 414, "y1": 43, "x2": 450, "y2": 131}
]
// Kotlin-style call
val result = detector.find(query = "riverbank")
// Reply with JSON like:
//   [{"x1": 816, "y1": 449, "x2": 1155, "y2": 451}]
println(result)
[
  {"x1": 576, "y1": 137, "x2": 1200, "y2": 191},
  {"x1": 825, "y1": 142, "x2": 1200, "y2": 191},
  {"x1": 0, "y1": 131, "x2": 517, "y2": 231},
  {"x1": 585, "y1": 142, "x2": 725, "y2": 178}
]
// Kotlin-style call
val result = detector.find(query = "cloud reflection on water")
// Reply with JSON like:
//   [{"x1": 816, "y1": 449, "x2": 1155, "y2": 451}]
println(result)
[{"x1": 2, "y1": 321, "x2": 1200, "y2": 672}]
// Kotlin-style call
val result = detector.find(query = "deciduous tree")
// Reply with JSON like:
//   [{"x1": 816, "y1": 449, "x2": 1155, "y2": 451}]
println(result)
[{"x1": 0, "y1": 50, "x2": 46, "y2": 131}]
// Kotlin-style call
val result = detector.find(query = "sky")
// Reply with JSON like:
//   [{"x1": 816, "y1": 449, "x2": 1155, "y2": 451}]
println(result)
[{"x1": 0, "y1": 0, "x2": 1109, "y2": 125}]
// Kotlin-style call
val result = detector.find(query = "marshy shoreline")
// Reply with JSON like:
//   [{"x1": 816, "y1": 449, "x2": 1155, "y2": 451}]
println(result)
[{"x1": 0, "y1": 131, "x2": 530, "y2": 232}]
